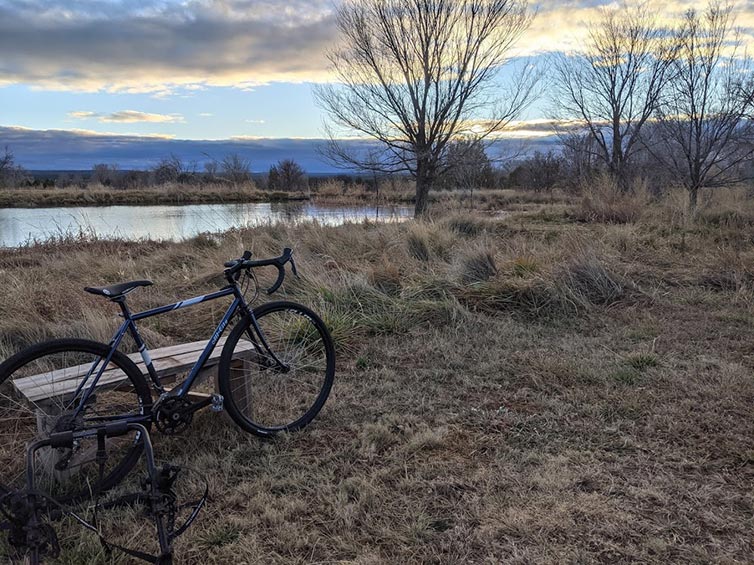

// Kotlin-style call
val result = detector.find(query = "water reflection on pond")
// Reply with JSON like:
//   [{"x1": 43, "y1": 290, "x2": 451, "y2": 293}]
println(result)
[{"x1": 0, "y1": 201, "x2": 414, "y2": 248}]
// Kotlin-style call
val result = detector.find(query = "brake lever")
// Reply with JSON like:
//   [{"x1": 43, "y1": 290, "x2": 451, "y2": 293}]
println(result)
[{"x1": 290, "y1": 256, "x2": 298, "y2": 277}]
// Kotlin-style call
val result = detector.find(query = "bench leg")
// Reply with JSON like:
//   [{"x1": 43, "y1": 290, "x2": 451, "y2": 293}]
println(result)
[{"x1": 223, "y1": 359, "x2": 253, "y2": 419}]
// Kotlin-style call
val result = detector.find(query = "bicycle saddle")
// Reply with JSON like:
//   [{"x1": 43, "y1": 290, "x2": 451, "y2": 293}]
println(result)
[{"x1": 84, "y1": 280, "x2": 153, "y2": 298}]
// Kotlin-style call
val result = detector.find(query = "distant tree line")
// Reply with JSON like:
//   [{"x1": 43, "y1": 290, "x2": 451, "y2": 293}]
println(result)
[
  {"x1": 550, "y1": 2, "x2": 754, "y2": 209},
  {"x1": 0, "y1": 152, "x2": 317, "y2": 192}
]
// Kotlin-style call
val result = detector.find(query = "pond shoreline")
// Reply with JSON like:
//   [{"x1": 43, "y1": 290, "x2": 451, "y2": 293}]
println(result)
[
  {"x1": 0, "y1": 201, "x2": 415, "y2": 248},
  {"x1": 0, "y1": 188, "x2": 309, "y2": 209}
]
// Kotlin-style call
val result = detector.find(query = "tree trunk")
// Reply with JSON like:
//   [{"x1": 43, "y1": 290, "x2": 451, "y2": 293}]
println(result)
[
  {"x1": 688, "y1": 185, "x2": 699, "y2": 212},
  {"x1": 414, "y1": 158, "x2": 433, "y2": 218},
  {"x1": 611, "y1": 116, "x2": 628, "y2": 191}
]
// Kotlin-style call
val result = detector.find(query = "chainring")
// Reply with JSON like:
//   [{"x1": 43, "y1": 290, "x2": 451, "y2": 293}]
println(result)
[{"x1": 154, "y1": 397, "x2": 193, "y2": 435}]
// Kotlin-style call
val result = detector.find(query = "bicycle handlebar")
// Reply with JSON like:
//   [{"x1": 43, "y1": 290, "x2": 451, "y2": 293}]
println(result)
[{"x1": 223, "y1": 248, "x2": 297, "y2": 295}]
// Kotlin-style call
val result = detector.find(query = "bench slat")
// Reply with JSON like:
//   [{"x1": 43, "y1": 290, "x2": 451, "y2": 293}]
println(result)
[
  {"x1": 14, "y1": 338, "x2": 223, "y2": 391},
  {"x1": 13, "y1": 338, "x2": 256, "y2": 403}
]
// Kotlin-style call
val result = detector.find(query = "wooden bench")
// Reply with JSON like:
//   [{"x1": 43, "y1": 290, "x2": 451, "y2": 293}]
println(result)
[
  {"x1": 10, "y1": 337, "x2": 257, "y2": 481},
  {"x1": 12, "y1": 337, "x2": 256, "y2": 405}
]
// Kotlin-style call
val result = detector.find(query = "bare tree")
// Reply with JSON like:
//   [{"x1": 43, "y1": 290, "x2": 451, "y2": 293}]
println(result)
[
  {"x1": 561, "y1": 132, "x2": 599, "y2": 189},
  {"x1": 0, "y1": 146, "x2": 28, "y2": 188},
  {"x1": 0, "y1": 146, "x2": 13, "y2": 177},
  {"x1": 204, "y1": 160, "x2": 218, "y2": 181},
  {"x1": 552, "y1": 3, "x2": 674, "y2": 188},
  {"x1": 509, "y1": 150, "x2": 564, "y2": 192},
  {"x1": 268, "y1": 159, "x2": 307, "y2": 191},
  {"x1": 91, "y1": 163, "x2": 119, "y2": 187},
  {"x1": 648, "y1": 3, "x2": 754, "y2": 210},
  {"x1": 221, "y1": 153, "x2": 252, "y2": 184},
  {"x1": 315, "y1": 0, "x2": 536, "y2": 217},
  {"x1": 440, "y1": 137, "x2": 495, "y2": 207},
  {"x1": 152, "y1": 154, "x2": 185, "y2": 184}
]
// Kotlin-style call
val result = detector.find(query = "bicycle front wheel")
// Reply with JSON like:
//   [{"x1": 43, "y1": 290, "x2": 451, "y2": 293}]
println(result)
[
  {"x1": 0, "y1": 339, "x2": 152, "y2": 503},
  {"x1": 218, "y1": 301, "x2": 335, "y2": 437}
]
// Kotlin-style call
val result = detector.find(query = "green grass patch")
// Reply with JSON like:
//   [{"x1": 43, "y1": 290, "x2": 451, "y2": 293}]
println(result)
[{"x1": 625, "y1": 353, "x2": 659, "y2": 372}]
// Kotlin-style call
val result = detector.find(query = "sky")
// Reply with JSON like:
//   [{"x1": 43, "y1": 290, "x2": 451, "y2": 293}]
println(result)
[{"x1": 1, "y1": 0, "x2": 753, "y2": 171}]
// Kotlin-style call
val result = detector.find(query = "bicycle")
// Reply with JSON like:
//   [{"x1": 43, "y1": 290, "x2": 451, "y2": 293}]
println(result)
[{"x1": 0, "y1": 248, "x2": 335, "y2": 502}]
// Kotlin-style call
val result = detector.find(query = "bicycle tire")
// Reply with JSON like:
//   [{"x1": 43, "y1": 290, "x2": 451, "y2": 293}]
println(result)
[
  {"x1": 0, "y1": 339, "x2": 152, "y2": 503},
  {"x1": 218, "y1": 301, "x2": 335, "y2": 437}
]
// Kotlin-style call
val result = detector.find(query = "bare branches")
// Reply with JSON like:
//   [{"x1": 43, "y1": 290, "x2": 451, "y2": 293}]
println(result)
[
  {"x1": 315, "y1": 0, "x2": 535, "y2": 216},
  {"x1": 551, "y1": 2, "x2": 674, "y2": 187},
  {"x1": 649, "y1": 2, "x2": 754, "y2": 209},
  {"x1": 0, "y1": 146, "x2": 29, "y2": 188}
]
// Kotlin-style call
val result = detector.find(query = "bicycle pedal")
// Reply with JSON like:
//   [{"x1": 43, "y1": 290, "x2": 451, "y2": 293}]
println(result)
[{"x1": 210, "y1": 394, "x2": 224, "y2": 412}]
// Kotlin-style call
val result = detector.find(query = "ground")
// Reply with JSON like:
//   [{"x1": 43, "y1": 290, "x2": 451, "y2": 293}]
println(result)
[{"x1": 0, "y1": 187, "x2": 752, "y2": 564}]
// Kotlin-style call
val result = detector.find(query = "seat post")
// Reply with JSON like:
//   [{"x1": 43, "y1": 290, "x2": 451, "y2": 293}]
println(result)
[{"x1": 114, "y1": 297, "x2": 133, "y2": 320}]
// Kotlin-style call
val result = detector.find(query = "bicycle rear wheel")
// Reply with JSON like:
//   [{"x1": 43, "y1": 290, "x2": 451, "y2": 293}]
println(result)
[
  {"x1": 218, "y1": 301, "x2": 335, "y2": 437},
  {"x1": 0, "y1": 339, "x2": 152, "y2": 503}
]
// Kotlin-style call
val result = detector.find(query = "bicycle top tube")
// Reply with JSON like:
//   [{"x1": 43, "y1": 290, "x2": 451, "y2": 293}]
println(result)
[
  {"x1": 74, "y1": 248, "x2": 295, "y2": 411},
  {"x1": 129, "y1": 287, "x2": 237, "y2": 322}
]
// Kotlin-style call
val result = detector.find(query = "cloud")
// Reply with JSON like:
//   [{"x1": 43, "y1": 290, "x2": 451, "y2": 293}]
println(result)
[
  {"x1": 0, "y1": 0, "x2": 336, "y2": 94},
  {"x1": 68, "y1": 111, "x2": 98, "y2": 120},
  {"x1": 1, "y1": 0, "x2": 751, "y2": 95},
  {"x1": 528, "y1": 0, "x2": 754, "y2": 56},
  {"x1": 68, "y1": 110, "x2": 185, "y2": 123}
]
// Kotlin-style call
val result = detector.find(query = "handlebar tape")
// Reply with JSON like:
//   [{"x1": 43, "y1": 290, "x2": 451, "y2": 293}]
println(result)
[{"x1": 224, "y1": 248, "x2": 293, "y2": 294}]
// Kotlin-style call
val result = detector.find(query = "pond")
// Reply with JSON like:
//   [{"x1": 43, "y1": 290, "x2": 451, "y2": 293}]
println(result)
[{"x1": 0, "y1": 202, "x2": 414, "y2": 247}]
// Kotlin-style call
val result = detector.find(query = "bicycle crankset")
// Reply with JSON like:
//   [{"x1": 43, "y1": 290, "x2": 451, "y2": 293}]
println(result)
[{"x1": 154, "y1": 397, "x2": 194, "y2": 435}]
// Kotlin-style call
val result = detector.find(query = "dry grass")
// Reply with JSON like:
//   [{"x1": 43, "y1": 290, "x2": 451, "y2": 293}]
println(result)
[
  {"x1": 1, "y1": 201, "x2": 754, "y2": 563},
  {"x1": 571, "y1": 175, "x2": 651, "y2": 224},
  {"x1": 0, "y1": 183, "x2": 312, "y2": 208},
  {"x1": 312, "y1": 178, "x2": 415, "y2": 205}
]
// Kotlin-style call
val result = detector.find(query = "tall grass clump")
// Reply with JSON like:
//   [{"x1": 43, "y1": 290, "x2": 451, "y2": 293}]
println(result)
[
  {"x1": 406, "y1": 227, "x2": 432, "y2": 262},
  {"x1": 405, "y1": 221, "x2": 459, "y2": 263},
  {"x1": 695, "y1": 187, "x2": 754, "y2": 230},
  {"x1": 575, "y1": 175, "x2": 648, "y2": 224},
  {"x1": 442, "y1": 213, "x2": 492, "y2": 237},
  {"x1": 367, "y1": 260, "x2": 402, "y2": 295},
  {"x1": 316, "y1": 277, "x2": 464, "y2": 345},
  {"x1": 699, "y1": 250, "x2": 754, "y2": 293},
  {"x1": 458, "y1": 277, "x2": 557, "y2": 317},
  {"x1": 455, "y1": 243, "x2": 498, "y2": 284},
  {"x1": 555, "y1": 248, "x2": 626, "y2": 308}
]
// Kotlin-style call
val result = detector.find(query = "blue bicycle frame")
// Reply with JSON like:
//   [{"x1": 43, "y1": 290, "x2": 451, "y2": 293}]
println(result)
[{"x1": 69, "y1": 283, "x2": 264, "y2": 422}]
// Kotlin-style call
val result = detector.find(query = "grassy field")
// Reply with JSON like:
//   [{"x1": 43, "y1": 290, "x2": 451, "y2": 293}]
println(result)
[
  {"x1": 0, "y1": 178, "x2": 419, "y2": 208},
  {"x1": 0, "y1": 186, "x2": 753, "y2": 563}
]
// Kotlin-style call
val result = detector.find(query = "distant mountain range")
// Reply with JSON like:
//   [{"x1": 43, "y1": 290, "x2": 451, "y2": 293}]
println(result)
[{"x1": 2, "y1": 126, "x2": 560, "y2": 172}]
